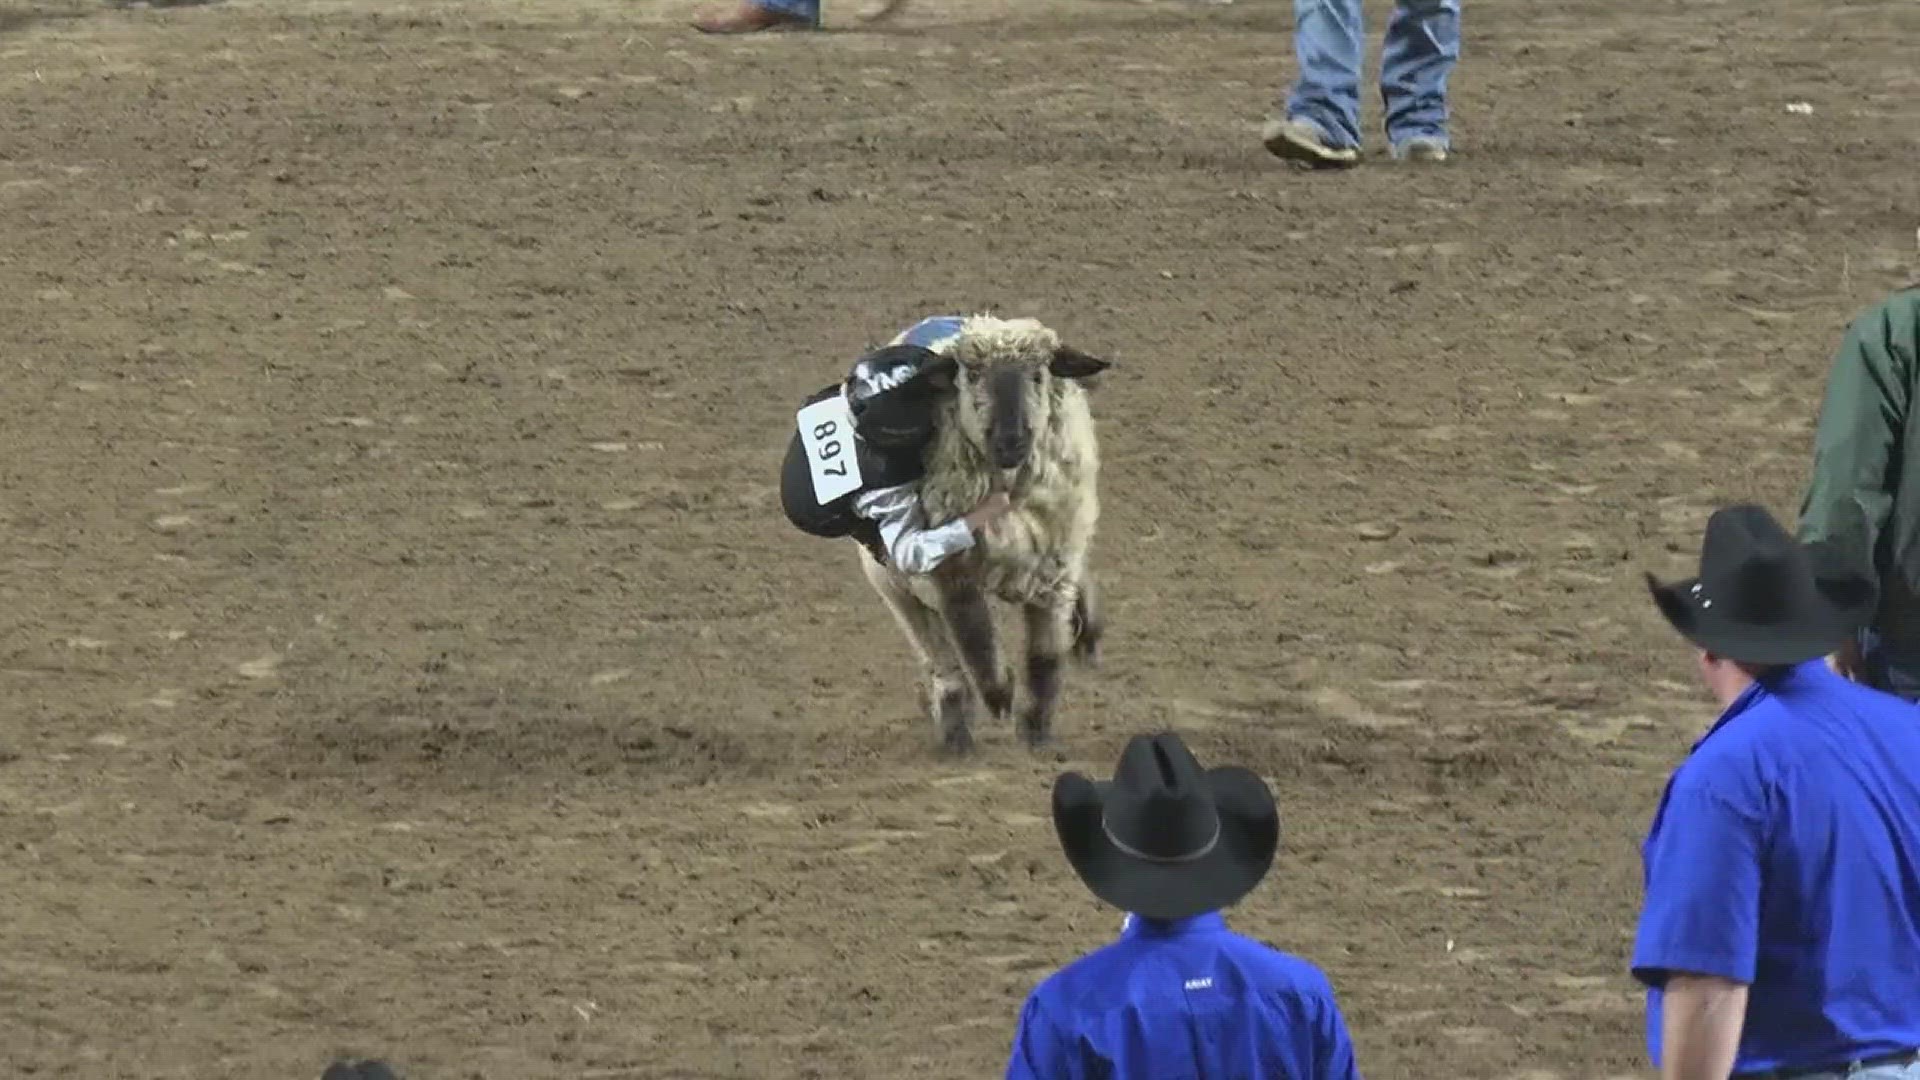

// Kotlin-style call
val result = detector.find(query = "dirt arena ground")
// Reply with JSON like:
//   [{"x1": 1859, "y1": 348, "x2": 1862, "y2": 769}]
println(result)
[{"x1": 2, "y1": 0, "x2": 1916, "y2": 1075}]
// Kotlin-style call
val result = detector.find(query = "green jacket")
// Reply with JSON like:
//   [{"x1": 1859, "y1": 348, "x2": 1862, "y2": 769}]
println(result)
[{"x1": 1796, "y1": 286, "x2": 1920, "y2": 648}]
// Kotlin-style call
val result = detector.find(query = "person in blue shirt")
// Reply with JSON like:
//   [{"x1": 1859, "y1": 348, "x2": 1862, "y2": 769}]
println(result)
[
  {"x1": 1005, "y1": 731, "x2": 1362, "y2": 1080},
  {"x1": 1635, "y1": 503, "x2": 1920, "y2": 1080}
]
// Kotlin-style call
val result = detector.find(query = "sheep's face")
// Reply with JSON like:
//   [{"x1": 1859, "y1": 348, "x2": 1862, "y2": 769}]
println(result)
[{"x1": 948, "y1": 329, "x2": 1110, "y2": 473}]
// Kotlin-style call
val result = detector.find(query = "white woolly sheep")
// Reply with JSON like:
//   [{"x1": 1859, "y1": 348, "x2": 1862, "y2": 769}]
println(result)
[{"x1": 859, "y1": 314, "x2": 1110, "y2": 753}]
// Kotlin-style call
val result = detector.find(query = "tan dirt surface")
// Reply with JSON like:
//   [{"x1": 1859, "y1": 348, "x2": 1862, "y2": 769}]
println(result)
[{"x1": 2, "y1": 0, "x2": 1916, "y2": 1076}]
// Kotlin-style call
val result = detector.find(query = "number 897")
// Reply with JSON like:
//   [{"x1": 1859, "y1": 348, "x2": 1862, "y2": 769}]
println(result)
[{"x1": 814, "y1": 419, "x2": 842, "y2": 461}]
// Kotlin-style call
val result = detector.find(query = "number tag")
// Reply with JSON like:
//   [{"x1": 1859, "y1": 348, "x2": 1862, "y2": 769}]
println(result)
[{"x1": 796, "y1": 394, "x2": 863, "y2": 504}]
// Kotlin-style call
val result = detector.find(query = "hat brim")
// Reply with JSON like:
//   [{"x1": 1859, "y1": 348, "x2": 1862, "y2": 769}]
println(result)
[
  {"x1": 1051, "y1": 766, "x2": 1279, "y2": 921},
  {"x1": 1646, "y1": 568, "x2": 1877, "y2": 665}
]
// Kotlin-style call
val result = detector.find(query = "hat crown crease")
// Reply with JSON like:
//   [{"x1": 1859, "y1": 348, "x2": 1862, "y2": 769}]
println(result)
[
  {"x1": 1104, "y1": 737, "x2": 1222, "y2": 862},
  {"x1": 1718, "y1": 552, "x2": 1802, "y2": 623}
]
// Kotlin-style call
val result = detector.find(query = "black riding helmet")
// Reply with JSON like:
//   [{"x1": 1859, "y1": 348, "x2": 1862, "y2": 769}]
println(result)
[{"x1": 844, "y1": 344, "x2": 956, "y2": 450}]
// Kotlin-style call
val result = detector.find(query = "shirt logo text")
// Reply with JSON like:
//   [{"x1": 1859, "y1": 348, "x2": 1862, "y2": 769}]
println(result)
[{"x1": 867, "y1": 365, "x2": 913, "y2": 393}]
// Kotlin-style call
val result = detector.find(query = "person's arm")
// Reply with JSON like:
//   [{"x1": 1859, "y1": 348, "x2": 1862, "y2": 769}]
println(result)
[
  {"x1": 1796, "y1": 291, "x2": 1920, "y2": 587},
  {"x1": 1310, "y1": 978, "x2": 1363, "y2": 1080},
  {"x1": 1630, "y1": 780, "x2": 1764, "y2": 1079},
  {"x1": 1660, "y1": 975, "x2": 1748, "y2": 1080},
  {"x1": 853, "y1": 485, "x2": 1007, "y2": 576},
  {"x1": 1004, "y1": 992, "x2": 1077, "y2": 1080}
]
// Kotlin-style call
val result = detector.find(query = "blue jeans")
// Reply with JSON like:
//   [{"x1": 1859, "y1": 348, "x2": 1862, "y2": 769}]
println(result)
[
  {"x1": 751, "y1": 0, "x2": 820, "y2": 22},
  {"x1": 1284, "y1": 0, "x2": 1460, "y2": 151}
]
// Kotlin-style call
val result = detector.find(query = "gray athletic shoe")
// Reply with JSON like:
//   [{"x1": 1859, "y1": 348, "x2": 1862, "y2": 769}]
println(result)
[
  {"x1": 1391, "y1": 136, "x2": 1450, "y2": 162},
  {"x1": 1261, "y1": 117, "x2": 1360, "y2": 169}
]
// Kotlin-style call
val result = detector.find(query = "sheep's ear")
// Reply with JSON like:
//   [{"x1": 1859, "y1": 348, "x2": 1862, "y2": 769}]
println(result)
[
  {"x1": 1049, "y1": 346, "x2": 1111, "y2": 381},
  {"x1": 922, "y1": 353, "x2": 959, "y2": 392}
]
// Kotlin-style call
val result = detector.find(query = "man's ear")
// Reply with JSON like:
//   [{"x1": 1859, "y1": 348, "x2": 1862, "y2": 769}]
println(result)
[{"x1": 1049, "y1": 346, "x2": 1112, "y2": 381}]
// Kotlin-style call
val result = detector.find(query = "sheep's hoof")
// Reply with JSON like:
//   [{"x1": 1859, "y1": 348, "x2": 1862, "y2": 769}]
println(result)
[
  {"x1": 1072, "y1": 631, "x2": 1103, "y2": 667},
  {"x1": 932, "y1": 686, "x2": 974, "y2": 733},
  {"x1": 1018, "y1": 709, "x2": 1054, "y2": 749},
  {"x1": 1071, "y1": 593, "x2": 1104, "y2": 666},
  {"x1": 930, "y1": 684, "x2": 970, "y2": 718},
  {"x1": 981, "y1": 681, "x2": 1016, "y2": 721},
  {"x1": 940, "y1": 727, "x2": 976, "y2": 756}
]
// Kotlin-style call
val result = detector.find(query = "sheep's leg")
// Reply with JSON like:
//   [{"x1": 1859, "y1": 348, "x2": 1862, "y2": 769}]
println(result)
[
  {"x1": 1018, "y1": 595, "x2": 1074, "y2": 748},
  {"x1": 1071, "y1": 574, "x2": 1104, "y2": 666},
  {"x1": 914, "y1": 612, "x2": 980, "y2": 756},
  {"x1": 860, "y1": 549, "x2": 977, "y2": 753},
  {"x1": 933, "y1": 572, "x2": 1015, "y2": 730}
]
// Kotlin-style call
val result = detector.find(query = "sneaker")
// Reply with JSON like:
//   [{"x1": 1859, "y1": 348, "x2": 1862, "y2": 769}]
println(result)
[
  {"x1": 1261, "y1": 117, "x2": 1360, "y2": 169},
  {"x1": 691, "y1": 1, "x2": 819, "y2": 32},
  {"x1": 1391, "y1": 136, "x2": 1450, "y2": 162}
]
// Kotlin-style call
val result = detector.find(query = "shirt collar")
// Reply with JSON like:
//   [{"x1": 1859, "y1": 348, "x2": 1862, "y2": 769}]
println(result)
[
  {"x1": 1120, "y1": 911, "x2": 1227, "y2": 939},
  {"x1": 1693, "y1": 658, "x2": 1834, "y2": 750}
]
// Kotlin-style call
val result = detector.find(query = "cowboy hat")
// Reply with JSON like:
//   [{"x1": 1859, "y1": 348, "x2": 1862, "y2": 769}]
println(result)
[
  {"x1": 1646, "y1": 503, "x2": 1876, "y2": 665},
  {"x1": 1052, "y1": 732, "x2": 1280, "y2": 921}
]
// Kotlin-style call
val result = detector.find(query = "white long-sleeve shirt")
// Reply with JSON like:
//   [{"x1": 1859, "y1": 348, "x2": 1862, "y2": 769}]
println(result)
[{"x1": 851, "y1": 481, "x2": 977, "y2": 575}]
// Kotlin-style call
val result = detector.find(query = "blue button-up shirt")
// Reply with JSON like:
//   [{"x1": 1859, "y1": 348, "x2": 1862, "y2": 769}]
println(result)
[
  {"x1": 1005, "y1": 911, "x2": 1361, "y2": 1080},
  {"x1": 1631, "y1": 659, "x2": 1920, "y2": 1075}
]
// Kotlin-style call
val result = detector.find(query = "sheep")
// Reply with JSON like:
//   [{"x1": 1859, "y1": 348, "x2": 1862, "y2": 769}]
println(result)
[{"x1": 858, "y1": 314, "x2": 1111, "y2": 754}]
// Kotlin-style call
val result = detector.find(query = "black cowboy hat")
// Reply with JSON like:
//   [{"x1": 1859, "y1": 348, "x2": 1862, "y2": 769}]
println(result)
[
  {"x1": 1646, "y1": 503, "x2": 1877, "y2": 665},
  {"x1": 1052, "y1": 732, "x2": 1280, "y2": 921}
]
